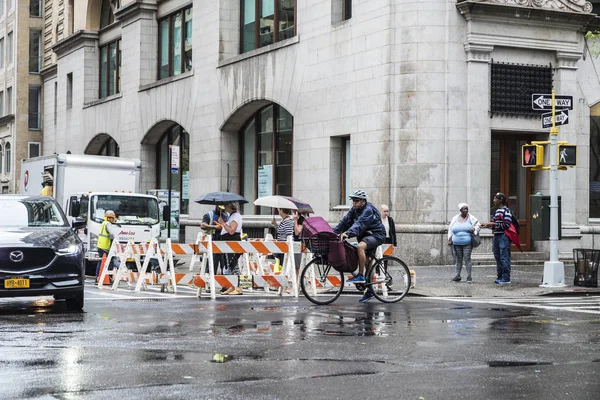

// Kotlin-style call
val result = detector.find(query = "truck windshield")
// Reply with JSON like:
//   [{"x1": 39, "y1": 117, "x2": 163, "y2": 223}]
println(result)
[{"x1": 90, "y1": 195, "x2": 159, "y2": 225}]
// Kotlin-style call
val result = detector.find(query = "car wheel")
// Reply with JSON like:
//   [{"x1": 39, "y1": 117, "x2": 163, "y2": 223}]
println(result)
[{"x1": 65, "y1": 292, "x2": 84, "y2": 311}]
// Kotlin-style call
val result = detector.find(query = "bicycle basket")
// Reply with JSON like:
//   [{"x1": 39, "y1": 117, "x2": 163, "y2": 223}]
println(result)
[
  {"x1": 302, "y1": 233, "x2": 337, "y2": 255},
  {"x1": 328, "y1": 240, "x2": 359, "y2": 273}
]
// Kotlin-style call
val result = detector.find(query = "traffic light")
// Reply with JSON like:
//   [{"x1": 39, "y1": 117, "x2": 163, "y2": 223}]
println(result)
[
  {"x1": 558, "y1": 144, "x2": 577, "y2": 166},
  {"x1": 522, "y1": 144, "x2": 543, "y2": 167}
]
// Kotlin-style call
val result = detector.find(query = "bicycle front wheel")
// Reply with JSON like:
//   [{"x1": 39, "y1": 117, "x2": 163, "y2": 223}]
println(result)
[
  {"x1": 367, "y1": 256, "x2": 410, "y2": 303},
  {"x1": 300, "y1": 257, "x2": 344, "y2": 305}
]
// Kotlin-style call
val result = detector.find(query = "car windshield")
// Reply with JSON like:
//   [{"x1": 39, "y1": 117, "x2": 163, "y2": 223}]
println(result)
[
  {"x1": 90, "y1": 195, "x2": 159, "y2": 225},
  {"x1": 0, "y1": 198, "x2": 67, "y2": 227}
]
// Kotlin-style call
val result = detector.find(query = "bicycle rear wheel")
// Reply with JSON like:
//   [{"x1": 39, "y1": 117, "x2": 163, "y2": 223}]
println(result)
[
  {"x1": 300, "y1": 257, "x2": 344, "y2": 305},
  {"x1": 367, "y1": 256, "x2": 410, "y2": 303}
]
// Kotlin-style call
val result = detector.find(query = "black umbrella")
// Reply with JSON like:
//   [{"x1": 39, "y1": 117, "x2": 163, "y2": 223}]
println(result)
[{"x1": 194, "y1": 191, "x2": 248, "y2": 205}]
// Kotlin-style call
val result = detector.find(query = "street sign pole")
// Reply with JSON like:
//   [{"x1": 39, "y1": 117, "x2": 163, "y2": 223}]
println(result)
[{"x1": 542, "y1": 90, "x2": 566, "y2": 287}]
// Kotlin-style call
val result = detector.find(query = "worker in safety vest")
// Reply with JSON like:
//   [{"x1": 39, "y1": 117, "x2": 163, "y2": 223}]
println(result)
[
  {"x1": 40, "y1": 172, "x2": 54, "y2": 197},
  {"x1": 200, "y1": 205, "x2": 228, "y2": 273},
  {"x1": 95, "y1": 210, "x2": 118, "y2": 281}
]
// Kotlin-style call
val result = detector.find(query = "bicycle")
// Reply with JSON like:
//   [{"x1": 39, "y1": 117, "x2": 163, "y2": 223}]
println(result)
[{"x1": 299, "y1": 236, "x2": 411, "y2": 305}]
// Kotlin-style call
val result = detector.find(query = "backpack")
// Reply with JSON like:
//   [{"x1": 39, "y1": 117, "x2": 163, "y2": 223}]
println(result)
[{"x1": 508, "y1": 208, "x2": 520, "y2": 234}]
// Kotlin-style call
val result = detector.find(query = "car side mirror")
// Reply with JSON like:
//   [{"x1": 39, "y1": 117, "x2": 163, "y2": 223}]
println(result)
[{"x1": 162, "y1": 206, "x2": 170, "y2": 222}]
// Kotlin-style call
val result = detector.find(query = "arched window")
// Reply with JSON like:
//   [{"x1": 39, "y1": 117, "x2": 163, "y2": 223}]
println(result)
[
  {"x1": 100, "y1": 0, "x2": 120, "y2": 29},
  {"x1": 99, "y1": 137, "x2": 119, "y2": 156},
  {"x1": 156, "y1": 124, "x2": 190, "y2": 214},
  {"x1": 241, "y1": 104, "x2": 293, "y2": 214},
  {"x1": 5, "y1": 142, "x2": 11, "y2": 173},
  {"x1": 0, "y1": 144, "x2": 3, "y2": 174}
]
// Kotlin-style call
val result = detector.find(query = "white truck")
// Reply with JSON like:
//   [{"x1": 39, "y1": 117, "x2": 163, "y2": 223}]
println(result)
[{"x1": 20, "y1": 154, "x2": 163, "y2": 274}]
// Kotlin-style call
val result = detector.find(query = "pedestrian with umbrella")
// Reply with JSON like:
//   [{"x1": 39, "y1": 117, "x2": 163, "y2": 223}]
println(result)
[{"x1": 218, "y1": 202, "x2": 244, "y2": 294}]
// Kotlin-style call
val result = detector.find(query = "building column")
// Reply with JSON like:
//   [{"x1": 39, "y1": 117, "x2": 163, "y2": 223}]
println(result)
[
  {"x1": 555, "y1": 50, "x2": 584, "y2": 225},
  {"x1": 464, "y1": 44, "x2": 494, "y2": 219}
]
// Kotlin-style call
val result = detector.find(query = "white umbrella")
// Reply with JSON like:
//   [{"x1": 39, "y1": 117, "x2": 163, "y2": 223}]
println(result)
[{"x1": 254, "y1": 195, "x2": 299, "y2": 210}]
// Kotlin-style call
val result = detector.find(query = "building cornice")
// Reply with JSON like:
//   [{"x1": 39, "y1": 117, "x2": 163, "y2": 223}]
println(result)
[
  {"x1": 457, "y1": 0, "x2": 595, "y2": 28},
  {"x1": 115, "y1": 0, "x2": 158, "y2": 27},
  {"x1": 0, "y1": 114, "x2": 15, "y2": 127},
  {"x1": 40, "y1": 63, "x2": 57, "y2": 80},
  {"x1": 52, "y1": 30, "x2": 99, "y2": 59}
]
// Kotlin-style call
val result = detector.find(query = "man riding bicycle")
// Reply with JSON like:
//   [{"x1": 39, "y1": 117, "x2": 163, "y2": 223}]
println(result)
[{"x1": 334, "y1": 190, "x2": 386, "y2": 296}]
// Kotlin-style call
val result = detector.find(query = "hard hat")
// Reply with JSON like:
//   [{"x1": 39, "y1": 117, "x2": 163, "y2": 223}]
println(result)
[
  {"x1": 349, "y1": 189, "x2": 367, "y2": 200},
  {"x1": 105, "y1": 210, "x2": 116, "y2": 218}
]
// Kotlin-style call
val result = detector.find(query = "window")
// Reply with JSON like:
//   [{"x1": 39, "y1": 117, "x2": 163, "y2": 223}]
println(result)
[
  {"x1": 241, "y1": 104, "x2": 293, "y2": 214},
  {"x1": 0, "y1": 91, "x2": 3, "y2": 117},
  {"x1": 30, "y1": 0, "x2": 42, "y2": 17},
  {"x1": 4, "y1": 142, "x2": 10, "y2": 173},
  {"x1": 29, "y1": 30, "x2": 42, "y2": 73},
  {"x1": 490, "y1": 62, "x2": 552, "y2": 117},
  {"x1": 329, "y1": 136, "x2": 350, "y2": 207},
  {"x1": 158, "y1": 7, "x2": 192, "y2": 80},
  {"x1": 0, "y1": 0, "x2": 4, "y2": 18},
  {"x1": 0, "y1": 144, "x2": 3, "y2": 174},
  {"x1": 343, "y1": 0, "x2": 351, "y2": 20},
  {"x1": 0, "y1": 38, "x2": 4, "y2": 68},
  {"x1": 28, "y1": 142, "x2": 40, "y2": 158},
  {"x1": 156, "y1": 125, "x2": 189, "y2": 214},
  {"x1": 7, "y1": 31, "x2": 12, "y2": 65},
  {"x1": 100, "y1": 0, "x2": 120, "y2": 29},
  {"x1": 590, "y1": 103, "x2": 600, "y2": 218},
  {"x1": 241, "y1": 0, "x2": 296, "y2": 53},
  {"x1": 66, "y1": 73, "x2": 73, "y2": 109},
  {"x1": 54, "y1": 82, "x2": 57, "y2": 124},
  {"x1": 28, "y1": 86, "x2": 41, "y2": 130},
  {"x1": 99, "y1": 39, "x2": 121, "y2": 98},
  {"x1": 6, "y1": 86, "x2": 11, "y2": 114}
]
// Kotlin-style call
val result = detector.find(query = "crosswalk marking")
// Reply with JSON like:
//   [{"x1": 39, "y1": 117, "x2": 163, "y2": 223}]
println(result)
[{"x1": 428, "y1": 296, "x2": 600, "y2": 315}]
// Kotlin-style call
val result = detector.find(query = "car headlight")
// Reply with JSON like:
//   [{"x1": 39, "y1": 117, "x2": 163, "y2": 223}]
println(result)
[{"x1": 57, "y1": 243, "x2": 81, "y2": 255}]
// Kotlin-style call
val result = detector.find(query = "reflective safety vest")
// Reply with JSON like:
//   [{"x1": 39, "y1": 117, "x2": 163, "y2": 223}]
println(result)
[
  {"x1": 98, "y1": 220, "x2": 112, "y2": 251},
  {"x1": 40, "y1": 186, "x2": 53, "y2": 196}
]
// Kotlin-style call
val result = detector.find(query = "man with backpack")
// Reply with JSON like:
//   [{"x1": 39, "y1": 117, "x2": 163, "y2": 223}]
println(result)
[
  {"x1": 482, "y1": 192, "x2": 513, "y2": 284},
  {"x1": 334, "y1": 190, "x2": 386, "y2": 302}
]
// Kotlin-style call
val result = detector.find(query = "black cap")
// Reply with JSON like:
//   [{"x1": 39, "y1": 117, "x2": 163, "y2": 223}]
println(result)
[{"x1": 495, "y1": 192, "x2": 507, "y2": 203}]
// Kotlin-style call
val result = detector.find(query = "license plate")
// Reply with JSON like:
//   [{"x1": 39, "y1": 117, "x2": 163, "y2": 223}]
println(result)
[{"x1": 4, "y1": 278, "x2": 30, "y2": 289}]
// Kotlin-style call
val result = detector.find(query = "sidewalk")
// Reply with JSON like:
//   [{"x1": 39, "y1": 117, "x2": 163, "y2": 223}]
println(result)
[{"x1": 409, "y1": 264, "x2": 600, "y2": 298}]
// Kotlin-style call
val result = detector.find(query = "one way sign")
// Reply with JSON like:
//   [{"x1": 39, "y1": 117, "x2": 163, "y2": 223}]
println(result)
[
  {"x1": 532, "y1": 94, "x2": 574, "y2": 110},
  {"x1": 541, "y1": 109, "x2": 569, "y2": 129}
]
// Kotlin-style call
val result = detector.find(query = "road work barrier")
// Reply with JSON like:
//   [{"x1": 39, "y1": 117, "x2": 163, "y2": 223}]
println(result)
[{"x1": 162, "y1": 235, "x2": 299, "y2": 300}]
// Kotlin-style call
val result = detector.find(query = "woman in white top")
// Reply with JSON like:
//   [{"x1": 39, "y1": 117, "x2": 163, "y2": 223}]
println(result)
[
  {"x1": 218, "y1": 202, "x2": 243, "y2": 287},
  {"x1": 447, "y1": 203, "x2": 480, "y2": 283}
]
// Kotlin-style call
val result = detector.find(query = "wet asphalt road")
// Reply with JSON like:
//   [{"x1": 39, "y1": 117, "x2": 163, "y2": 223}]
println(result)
[{"x1": 1, "y1": 288, "x2": 600, "y2": 400}]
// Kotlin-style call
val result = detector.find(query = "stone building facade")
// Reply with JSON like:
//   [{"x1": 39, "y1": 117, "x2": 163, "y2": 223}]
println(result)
[
  {"x1": 0, "y1": 0, "x2": 44, "y2": 194},
  {"x1": 38, "y1": 0, "x2": 600, "y2": 265}
]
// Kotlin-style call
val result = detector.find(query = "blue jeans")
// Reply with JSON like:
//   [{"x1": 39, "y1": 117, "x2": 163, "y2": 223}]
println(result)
[
  {"x1": 492, "y1": 234, "x2": 511, "y2": 281},
  {"x1": 95, "y1": 249, "x2": 120, "y2": 276}
]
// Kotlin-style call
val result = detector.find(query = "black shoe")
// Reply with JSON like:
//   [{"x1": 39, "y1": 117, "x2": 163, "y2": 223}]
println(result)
[
  {"x1": 451, "y1": 276, "x2": 461, "y2": 282},
  {"x1": 466, "y1": 276, "x2": 472, "y2": 283}
]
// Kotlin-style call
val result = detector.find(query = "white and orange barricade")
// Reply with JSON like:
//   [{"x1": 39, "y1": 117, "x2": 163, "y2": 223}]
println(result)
[
  {"x1": 188, "y1": 231, "x2": 206, "y2": 273},
  {"x1": 134, "y1": 238, "x2": 174, "y2": 292},
  {"x1": 184, "y1": 235, "x2": 299, "y2": 300},
  {"x1": 97, "y1": 239, "x2": 141, "y2": 290}
]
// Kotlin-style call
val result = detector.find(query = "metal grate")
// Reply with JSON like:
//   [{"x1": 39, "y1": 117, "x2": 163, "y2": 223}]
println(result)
[{"x1": 490, "y1": 62, "x2": 552, "y2": 117}]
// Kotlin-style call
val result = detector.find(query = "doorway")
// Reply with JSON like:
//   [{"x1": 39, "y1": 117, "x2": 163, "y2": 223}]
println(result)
[{"x1": 491, "y1": 135, "x2": 535, "y2": 251}]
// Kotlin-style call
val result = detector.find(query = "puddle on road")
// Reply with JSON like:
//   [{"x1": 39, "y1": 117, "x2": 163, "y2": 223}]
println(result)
[{"x1": 488, "y1": 360, "x2": 553, "y2": 367}]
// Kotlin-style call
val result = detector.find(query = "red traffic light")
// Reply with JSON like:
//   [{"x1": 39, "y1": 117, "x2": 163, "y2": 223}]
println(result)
[{"x1": 522, "y1": 144, "x2": 543, "y2": 167}]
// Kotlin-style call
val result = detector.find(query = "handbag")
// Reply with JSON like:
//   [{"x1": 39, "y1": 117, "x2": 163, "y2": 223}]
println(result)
[
  {"x1": 328, "y1": 240, "x2": 359, "y2": 273},
  {"x1": 471, "y1": 232, "x2": 481, "y2": 248}
]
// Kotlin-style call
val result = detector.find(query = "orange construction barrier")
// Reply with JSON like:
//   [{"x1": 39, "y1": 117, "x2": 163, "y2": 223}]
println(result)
[{"x1": 97, "y1": 254, "x2": 111, "y2": 285}]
